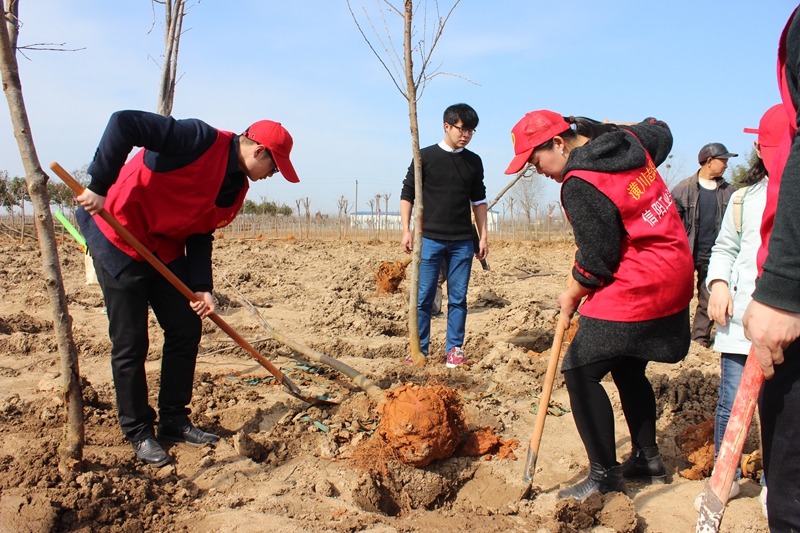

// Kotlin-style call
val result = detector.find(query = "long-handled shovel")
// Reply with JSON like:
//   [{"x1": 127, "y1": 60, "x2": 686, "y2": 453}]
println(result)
[
  {"x1": 520, "y1": 271, "x2": 575, "y2": 498},
  {"x1": 49, "y1": 162, "x2": 334, "y2": 407},
  {"x1": 696, "y1": 346, "x2": 764, "y2": 532}
]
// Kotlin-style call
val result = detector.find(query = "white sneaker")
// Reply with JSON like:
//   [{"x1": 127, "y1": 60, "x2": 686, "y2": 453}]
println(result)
[
  {"x1": 693, "y1": 480, "x2": 740, "y2": 512},
  {"x1": 759, "y1": 486, "x2": 768, "y2": 518}
]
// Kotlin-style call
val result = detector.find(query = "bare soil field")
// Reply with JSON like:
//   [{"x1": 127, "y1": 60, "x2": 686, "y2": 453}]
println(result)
[{"x1": 0, "y1": 237, "x2": 769, "y2": 532}]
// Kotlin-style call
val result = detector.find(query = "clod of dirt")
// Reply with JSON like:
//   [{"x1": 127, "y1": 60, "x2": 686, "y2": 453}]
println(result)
[
  {"x1": 551, "y1": 491, "x2": 637, "y2": 532},
  {"x1": 471, "y1": 289, "x2": 511, "y2": 309},
  {"x1": 553, "y1": 491, "x2": 603, "y2": 530},
  {"x1": 675, "y1": 418, "x2": 714, "y2": 480},
  {"x1": 597, "y1": 492, "x2": 638, "y2": 532},
  {"x1": 374, "y1": 256, "x2": 411, "y2": 295},
  {"x1": 378, "y1": 383, "x2": 465, "y2": 467},
  {"x1": 458, "y1": 427, "x2": 520, "y2": 460},
  {"x1": 233, "y1": 431, "x2": 264, "y2": 460}
]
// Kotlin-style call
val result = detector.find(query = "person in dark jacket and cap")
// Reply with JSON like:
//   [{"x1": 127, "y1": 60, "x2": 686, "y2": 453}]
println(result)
[{"x1": 671, "y1": 143, "x2": 737, "y2": 347}]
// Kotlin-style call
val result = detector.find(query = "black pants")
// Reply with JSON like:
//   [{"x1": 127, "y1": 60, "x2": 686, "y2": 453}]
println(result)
[
  {"x1": 563, "y1": 357, "x2": 656, "y2": 468},
  {"x1": 96, "y1": 258, "x2": 202, "y2": 442},
  {"x1": 692, "y1": 257, "x2": 713, "y2": 346},
  {"x1": 760, "y1": 340, "x2": 800, "y2": 532}
]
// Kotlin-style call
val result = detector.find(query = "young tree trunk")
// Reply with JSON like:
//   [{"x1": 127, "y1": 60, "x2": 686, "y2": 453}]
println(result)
[
  {"x1": 156, "y1": 0, "x2": 185, "y2": 116},
  {"x1": 0, "y1": 0, "x2": 84, "y2": 473},
  {"x1": 404, "y1": 0, "x2": 425, "y2": 365}
]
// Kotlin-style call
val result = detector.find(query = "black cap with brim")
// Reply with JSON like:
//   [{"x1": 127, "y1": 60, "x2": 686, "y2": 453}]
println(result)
[{"x1": 698, "y1": 142, "x2": 738, "y2": 164}]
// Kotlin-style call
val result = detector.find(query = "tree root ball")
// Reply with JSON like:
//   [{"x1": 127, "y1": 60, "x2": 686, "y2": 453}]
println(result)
[{"x1": 378, "y1": 383, "x2": 465, "y2": 467}]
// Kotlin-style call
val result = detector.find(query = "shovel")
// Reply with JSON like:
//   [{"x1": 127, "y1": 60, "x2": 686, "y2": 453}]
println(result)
[
  {"x1": 520, "y1": 270, "x2": 575, "y2": 498},
  {"x1": 696, "y1": 346, "x2": 764, "y2": 532},
  {"x1": 50, "y1": 162, "x2": 334, "y2": 407}
]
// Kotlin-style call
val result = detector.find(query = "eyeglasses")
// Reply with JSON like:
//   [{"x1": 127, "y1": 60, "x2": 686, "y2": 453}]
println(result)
[
  {"x1": 264, "y1": 148, "x2": 281, "y2": 176},
  {"x1": 448, "y1": 123, "x2": 476, "y2": 135}
]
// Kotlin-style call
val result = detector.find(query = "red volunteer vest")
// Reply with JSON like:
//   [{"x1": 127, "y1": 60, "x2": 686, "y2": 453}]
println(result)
[
  {"x1": 562, "y1": 140, "x2": 694, "y2": 322},
  {"x1": 95, "y1": 129, "x2": 247, "y2": 264},
  {"x1": 757, "y1": 6, "x2": 799, "y2": 275}
]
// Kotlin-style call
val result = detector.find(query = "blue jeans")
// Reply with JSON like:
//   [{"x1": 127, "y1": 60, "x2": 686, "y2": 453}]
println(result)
[
  {"x1": 418, "y1": 238, "x2": 473, "y2": 355},
  {"x1": 716, "y1": 352, "x2": 766, "y2": 487}
]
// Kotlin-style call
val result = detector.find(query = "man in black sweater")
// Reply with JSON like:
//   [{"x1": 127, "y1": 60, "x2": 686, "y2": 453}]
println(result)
[{"x1": 400, "y1": 103, "x2": 488, "y2": 368}]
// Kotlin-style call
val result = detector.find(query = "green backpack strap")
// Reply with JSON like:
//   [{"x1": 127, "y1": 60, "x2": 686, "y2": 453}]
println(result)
[{"x1": 732, "y1": 186, "x2": 751, "y2": 239}]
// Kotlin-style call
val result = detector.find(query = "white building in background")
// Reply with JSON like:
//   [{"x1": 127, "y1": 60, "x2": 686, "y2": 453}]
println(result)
[{"x1": 349, "y1": 210, "x2": 499, "y2": 231}]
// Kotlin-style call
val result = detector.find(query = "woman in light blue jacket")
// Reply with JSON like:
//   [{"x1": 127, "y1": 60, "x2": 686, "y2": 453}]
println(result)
[{"x1": 699, "y1": 104, "x2": 788, "y2": 515}]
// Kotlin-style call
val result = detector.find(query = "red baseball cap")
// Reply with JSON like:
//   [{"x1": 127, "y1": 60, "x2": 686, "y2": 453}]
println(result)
[
  {"x1": 743, "y1": 104, "x2": 791, "y2": 175},
  {"x1": 505, "y1": 110, "x2": 571, "y2": 174},
  {"x1": 242, "y1": 120, "x2": 300, "y2": 183}
]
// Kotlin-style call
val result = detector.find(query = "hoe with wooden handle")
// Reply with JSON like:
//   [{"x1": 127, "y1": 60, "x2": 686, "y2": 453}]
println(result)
[
  {"x1": 696, "y1": 346, "x2": 764, "y2": 532},
  {"x1": 50, "y1": 162, "x2": 334, "y2": 407},
  {"x1": 521, "y1": 271, "x2": 575, "y2": 498}
]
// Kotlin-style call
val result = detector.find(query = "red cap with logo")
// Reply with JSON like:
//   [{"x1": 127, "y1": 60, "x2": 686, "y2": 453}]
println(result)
[
  {"x1": 743, "y1": 104, "x2": 791, "y2": 176},
  {"x1": 505, "y1": 110, "x2": 571, "y2": 174},
  {"x1": 242, "y1": 120, "x2": 300, "y2": 183}
]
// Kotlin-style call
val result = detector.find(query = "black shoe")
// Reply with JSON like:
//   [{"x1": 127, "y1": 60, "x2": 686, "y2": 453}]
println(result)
[
  {"x1": 557, "y1": 463, "x2": 627, "y2": 501},
  {"x1": 158, "y1": 423, "x2": 220, "y2": 446},
  {"x1": 131, "y1": 437, "x2": 171, "y2": 467},
  {"x1": 621, "y1": 446, "x2": 666, "y2": 484}
]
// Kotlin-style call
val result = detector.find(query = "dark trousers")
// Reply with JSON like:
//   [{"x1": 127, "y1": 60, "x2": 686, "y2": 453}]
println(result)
[
  {"x1": 692, "y1": 257, "x2": 713, "y2": 346},
  {"x1": 760, "y1": 340, "x2": 800, "y2": 532},
  {"x1": 563, "y1": 357, "x2": 656, "y2": 468},
  {"x1": 95, "y1": 258, "x2": 202, "y2": 442}
]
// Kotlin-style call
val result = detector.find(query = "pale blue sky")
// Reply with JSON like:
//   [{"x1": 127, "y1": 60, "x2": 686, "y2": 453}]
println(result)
[{"x1": 1, "y1": 1, "x2": 797, "y2": 214}]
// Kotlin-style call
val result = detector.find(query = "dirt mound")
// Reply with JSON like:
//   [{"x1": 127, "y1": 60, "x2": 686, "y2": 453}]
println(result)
[
  {"x1": 0, "y1": 312, "x2": 52, "y2": 335},
  {"x1": 378, "y1": 383, "x2": 465, "y2": 467}
]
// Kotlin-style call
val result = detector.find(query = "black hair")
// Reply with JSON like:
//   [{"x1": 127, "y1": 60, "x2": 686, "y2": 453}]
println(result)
[
  {"x1": 443, "y1": 103, "x2": 479, "y2": 130},
  {"x1": 739, "y1": 153, "x2": 768, "y2": 186},
  {"x1": 534, "y1": 116, "x2": 619, "y2": 151}
]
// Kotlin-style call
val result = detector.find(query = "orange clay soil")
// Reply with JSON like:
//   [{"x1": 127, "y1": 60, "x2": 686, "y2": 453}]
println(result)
[
  {"x1": 374, "y1": 256, "x2": 411, "y2": 295},
  {"x1": 377, "y1": 383, "x2": 465, "y2": 467}
]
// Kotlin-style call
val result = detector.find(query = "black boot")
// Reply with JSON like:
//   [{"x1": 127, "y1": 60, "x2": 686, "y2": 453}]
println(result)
[
  {"x1": 621, "y1": 446, "x2": 666, "y2": 484},
  {"x1": 557, "y1": 462, "x2": 628, "y2": 500}
]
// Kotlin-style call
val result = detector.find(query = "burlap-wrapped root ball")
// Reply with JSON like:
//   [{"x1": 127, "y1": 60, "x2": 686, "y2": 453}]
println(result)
[{"x1": 378, "y1": 383, "x2": 464, "y2": 467}]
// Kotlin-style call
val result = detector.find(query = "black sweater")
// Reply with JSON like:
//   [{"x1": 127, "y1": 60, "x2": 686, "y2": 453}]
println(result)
[
  {"x1": 400, "y1": 144, "x2": 486, "y2": 240},
  {"x1": 560, "y1": 119, "x2": 690, "y2": 371}
]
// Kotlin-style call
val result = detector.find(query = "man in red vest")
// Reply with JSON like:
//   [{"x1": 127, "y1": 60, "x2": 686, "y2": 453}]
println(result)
[{"x1": 76, "y1": 110, "x2": 299, "y2": 467}]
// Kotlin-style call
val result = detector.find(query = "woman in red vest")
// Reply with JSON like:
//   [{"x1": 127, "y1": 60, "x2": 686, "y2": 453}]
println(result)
[{"x1": 506, "y1": 111, "x2": 694, "y2": 500}]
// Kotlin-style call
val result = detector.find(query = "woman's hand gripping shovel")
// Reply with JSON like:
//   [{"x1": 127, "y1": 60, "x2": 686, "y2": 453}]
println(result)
[
  {"x1": 520, "y1": 270, "x2": 575, "y2": 499},
  {"x1": 50, "y1": 162, "x2": 334, "y2": 407},
  {"x1": 695, "y1": 346, "x2": 764, "y2": 532}
]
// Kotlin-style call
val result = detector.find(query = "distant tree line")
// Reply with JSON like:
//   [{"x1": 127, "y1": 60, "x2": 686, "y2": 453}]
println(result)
[{"x1": 241, "y1": 197, "x2": 293, "y2": 217}]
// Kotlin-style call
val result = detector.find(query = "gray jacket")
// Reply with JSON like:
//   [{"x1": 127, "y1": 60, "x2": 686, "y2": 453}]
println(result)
[{"x1": 671, "y1": 172, "x2": 734, "y2": 255}]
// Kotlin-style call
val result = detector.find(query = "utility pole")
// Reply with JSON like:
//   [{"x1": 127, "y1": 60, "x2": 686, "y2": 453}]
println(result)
[{"x1": 354, "y1": 179, "x2": 358, "y2": 238}]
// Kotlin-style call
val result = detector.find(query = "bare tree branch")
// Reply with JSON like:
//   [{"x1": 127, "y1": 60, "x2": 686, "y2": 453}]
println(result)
[{"x1": 346, "y1": 0, "x2": 407, "y2": 97}]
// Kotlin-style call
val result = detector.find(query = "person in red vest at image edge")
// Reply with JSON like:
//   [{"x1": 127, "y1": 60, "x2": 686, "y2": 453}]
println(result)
[
  {"x1": 505, "y1": 111, "x2": 693, "y2": 501},
  {"x1": 75, "y1": 110, "x2": 299, "y2": 467},
  {"x1": 742, "y1": 6, "x2": 800, "y2": 530}
]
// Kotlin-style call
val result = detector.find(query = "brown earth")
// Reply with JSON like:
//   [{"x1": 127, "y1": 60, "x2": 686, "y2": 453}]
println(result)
[{"x1": 0, "y1": 238, "x2": 769, "y2": 532}]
